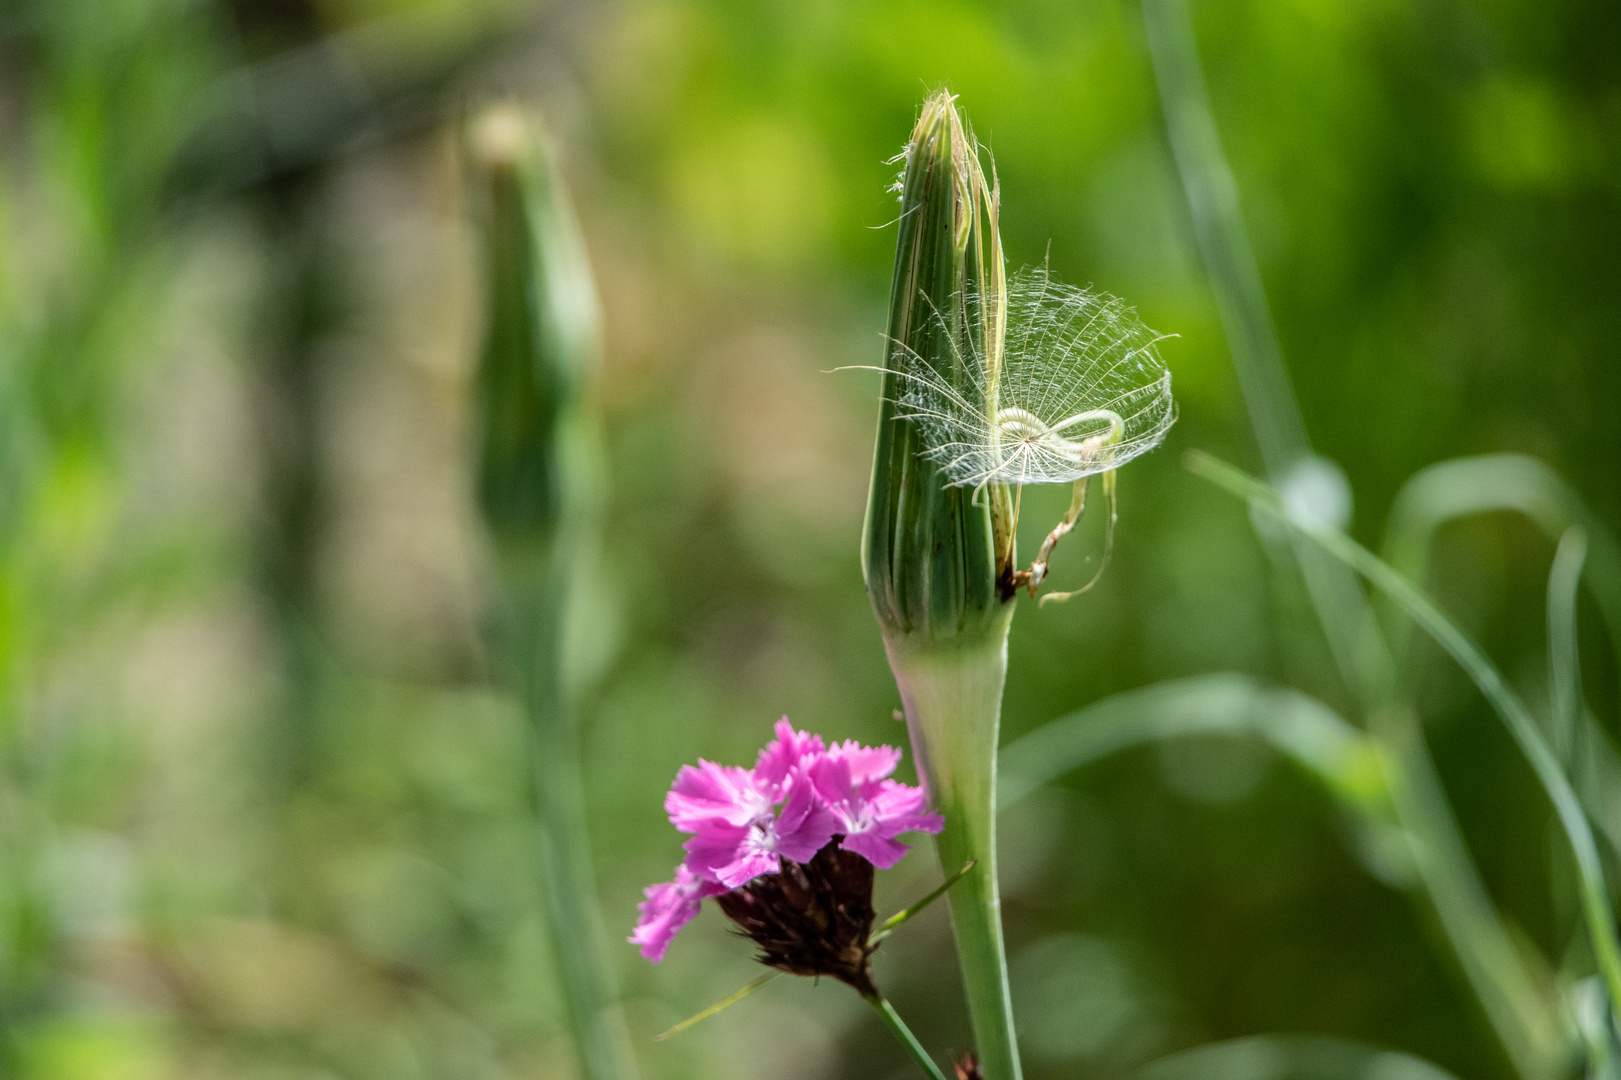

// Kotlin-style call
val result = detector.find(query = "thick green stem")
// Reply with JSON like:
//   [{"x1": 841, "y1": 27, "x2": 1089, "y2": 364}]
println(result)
[
  {"x1": 867, "y1": 994, "x2": 953, "y2": 1080},
  {"x1": 886, "y1": 633, "x2": 1019, "y2": 1080}
]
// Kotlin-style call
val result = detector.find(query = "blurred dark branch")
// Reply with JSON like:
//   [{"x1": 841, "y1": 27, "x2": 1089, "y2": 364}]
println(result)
[{"x1": 167, "y1": 3, "x2": 534, "y2": 199}]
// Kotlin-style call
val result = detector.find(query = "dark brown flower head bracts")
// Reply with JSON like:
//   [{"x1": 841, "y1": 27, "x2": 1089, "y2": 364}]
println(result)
[{"x1": 715, "y1": 838, "x2": 878, "y2": 996}]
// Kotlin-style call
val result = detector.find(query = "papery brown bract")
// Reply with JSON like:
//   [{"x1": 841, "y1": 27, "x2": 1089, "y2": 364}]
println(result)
[{"x1": 955, "y1": 1051, "x2": 985, "y2": 1080}]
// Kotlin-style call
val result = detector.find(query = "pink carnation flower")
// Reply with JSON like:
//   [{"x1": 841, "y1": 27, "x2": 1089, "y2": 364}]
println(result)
[
  {"x1": 666, "y1": 758, "x2": 837, "y2": 888},
  {"x1": 630, "y1": 864, "x2": 727, "y2": 963},
  {"x1": 631, "y1": 719, "x2": 943, "y2": 964},
  {"x1": 809, "y1": 740, "x2": 944, "y2": 869},
  {"x1": 753, "y1": 717, "x2": 826, "y2": 797}
]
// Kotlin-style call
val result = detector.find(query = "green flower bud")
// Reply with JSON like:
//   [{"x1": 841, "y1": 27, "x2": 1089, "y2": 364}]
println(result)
[
  {"x1": 863, "y1": 91, "x2": 1018, "y2": 649},
  {"x1": 472, "y1": 107, "x2": 602, "y2": 550}
]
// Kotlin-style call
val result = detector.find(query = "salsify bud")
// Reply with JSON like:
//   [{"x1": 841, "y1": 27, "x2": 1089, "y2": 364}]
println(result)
[
  {"x1": 471, "y1": 106, "x2": 604, "y2": 552},
  {"x1": 714, "y1": 838, "x2": 879, "y2": 996},
  {"x1": 863, "y1": 91, "x2": 1018, "y2": 642}
]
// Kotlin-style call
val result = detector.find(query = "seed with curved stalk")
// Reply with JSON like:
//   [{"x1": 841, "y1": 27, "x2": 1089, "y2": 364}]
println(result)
[
  {"x1": 893, "y1": 267, "x2": 1173, "y2": 492},
  {"x1": 993, "y1": 406, "x2": 1122, "y2": 484}
]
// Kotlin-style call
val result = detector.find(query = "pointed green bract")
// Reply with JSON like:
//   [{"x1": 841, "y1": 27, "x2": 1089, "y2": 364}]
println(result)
[
  {"x1": 863, "y1": 92, "x2": 1022, "y2": 1080},
  {"x1": 870, "y1": 859, "x2": 976, "y2": 945},
  {"x1": 655, "y1": 972, "x2": 783, "y2": 1042}
]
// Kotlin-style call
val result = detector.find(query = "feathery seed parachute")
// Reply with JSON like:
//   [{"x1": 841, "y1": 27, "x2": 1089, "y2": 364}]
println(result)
[{"x1": 896, "y1": 267, "x2": 1175, "y2": 490}]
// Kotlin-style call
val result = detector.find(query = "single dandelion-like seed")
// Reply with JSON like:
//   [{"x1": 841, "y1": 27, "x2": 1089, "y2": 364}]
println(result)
[
  {"x1": 894, "y1": 266, "x2": 1173, "y2": 491},
  {"x1": 864, "y1": 265, "x2": 1174, "y2": 600}
]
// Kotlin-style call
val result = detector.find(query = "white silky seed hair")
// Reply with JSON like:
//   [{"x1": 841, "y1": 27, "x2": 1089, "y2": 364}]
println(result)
[{"x1": 896, "y1": 267, "x2": 1175, "y2": 488}]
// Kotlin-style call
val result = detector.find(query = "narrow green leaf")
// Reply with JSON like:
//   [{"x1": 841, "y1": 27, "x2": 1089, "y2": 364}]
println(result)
[
  {"x1": 870, "y1": 860, "x2": 977, "y2": 945},
  {"x1": 867, "y1": 994, "x2": 953, "y2": 1080},
  {"x1": 999, "y1": 673, "x2": 1378, "y2": 812},
  {"x1": 1574, "y1": 715, "x2": 1621, "y2": 864},
  {"x1": 1382, "y1": 453, "x2": 1621, "y2": 696},
  {"x1": 999, "y1": 674, "x2": 1410, "y2": 886},
  {"x1": 654, "y1": 972, "x2": 781, "y2": 1042},
  {"x1": 1142, "y1": 0, "x2": 1309, "y2": 479},
  {"x1": 1369, "y1": 454, "x2": 1621, "y2": 917},
  {"x1": 1571, "y1": 978, "x2": 1621, "y2": 1080},
  {"x1": 1145, "y1": 0, "x2": 1569, "y2": 1064}
]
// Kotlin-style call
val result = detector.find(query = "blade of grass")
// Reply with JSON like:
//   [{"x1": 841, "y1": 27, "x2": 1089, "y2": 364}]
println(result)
[
  {"x1": 1571, "y1": 978, "x2": 1621, "y2": 1080},
  {"x1": 1142, "y1": 0, "x2": 1375, "y2": 693},
  {"x1": 1545, "y1": 525, "x2": 1621, "y2": 876},
  {"x1": 1548, "y1": 529, "x2": 1587, "y2": 768},
  {"x1": 1001, "y1": 677, "x2": 1569, "y2": 1022},
  {"x1": 1376, "y1": 462, "x2": 1621, "y2": 866},
  {"x1": 1370, "y1": 449, "x2": 1621, "y2": 879},
  {"x1": 1190, "y1": 449, "x2": 1621, "y2": 1017},
  {"x1": 1140, "y1": 0, "x2": 1308, "y2": 478},
  {"x1": 1136, "y1": 1034, "x2": 1463, "y2": 1080},
  {"x1": 999, "y1": 674, "x2": 1378, "y2": 812},
  {"x1": 1382, "y1": 454, "x2": 1621, "y2": 696},
  {"x1": 999, "y1": 674, "x2": 1417, "y2": 885},
  {"x1": 1575, "y1": 716, "x2": 1621, "y2": 865},
  {"x1": 1144, "y1": 0, "x2": 1564, "y2": 1065}
]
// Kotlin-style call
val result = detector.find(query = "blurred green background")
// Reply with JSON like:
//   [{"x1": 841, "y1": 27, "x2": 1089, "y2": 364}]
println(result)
[{"x1": 1, "y1": 0, "x2": 1618, "y2": 1078}]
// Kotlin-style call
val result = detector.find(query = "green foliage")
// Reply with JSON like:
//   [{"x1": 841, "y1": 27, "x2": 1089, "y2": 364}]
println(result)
[
  {"x1": 1, "y1": 1, "x2": 1619, "y2": 1080},
  {"x1": 1195, "y1": 449, "x2": 1621, "y2": 1046}
]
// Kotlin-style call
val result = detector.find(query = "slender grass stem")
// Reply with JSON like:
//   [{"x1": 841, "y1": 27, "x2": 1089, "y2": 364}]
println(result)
[
  {"x1": 1382, "y1": 455, "x2": 1621, "y2": 700},
  {"x1": 866, "y1": 994, "x2": 952, "y2": 1080},
  {"x1": 1141, "y1": 0, "x2": 1308, "y2": 479}
]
